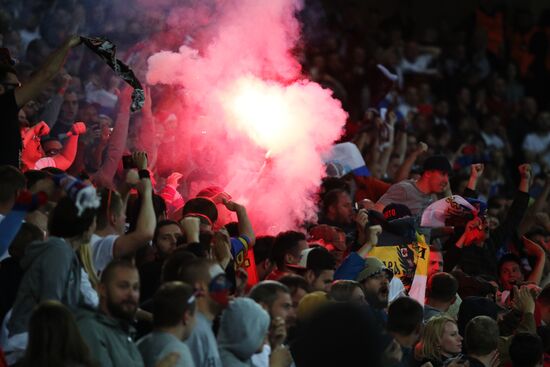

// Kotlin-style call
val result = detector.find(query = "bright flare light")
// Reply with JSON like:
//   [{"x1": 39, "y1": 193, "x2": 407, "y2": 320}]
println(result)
[{"x1": 222, "y1": 76, "x2": 299, "y2": 155}]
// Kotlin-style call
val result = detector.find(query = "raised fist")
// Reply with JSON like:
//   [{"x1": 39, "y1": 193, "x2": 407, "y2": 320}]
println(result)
[{"x1": 70, "y1": 122, "x2": 87, "y2": 136}]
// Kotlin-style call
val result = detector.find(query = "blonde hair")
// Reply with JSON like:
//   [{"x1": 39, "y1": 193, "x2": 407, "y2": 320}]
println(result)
[
  {"x1": 78, "y1": 242, "x2": 99, "y2": 288},
  {"x1": 417, "y1": 315, "x2": 457, "y2": 362}
]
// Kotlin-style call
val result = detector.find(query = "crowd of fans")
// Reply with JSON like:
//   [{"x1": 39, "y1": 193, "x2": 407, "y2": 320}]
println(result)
[{"x1": 2, "y1": 0, "x2": 550, "y2": 366}]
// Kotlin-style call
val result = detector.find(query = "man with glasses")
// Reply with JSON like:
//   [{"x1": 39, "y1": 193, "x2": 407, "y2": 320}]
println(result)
[{"x1": 0, "y1": 36, "x2": 82, "y2": 168}]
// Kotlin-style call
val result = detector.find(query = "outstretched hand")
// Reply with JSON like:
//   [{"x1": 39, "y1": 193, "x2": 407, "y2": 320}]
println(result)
[
  {"x1": 222, "y1": 198, "x2": 243, "y2": 212},
  {"x1": 519, "y1": 164, "x2": 532, "y2": 181},
  {"x1": 65, "y1": 35, "x2": 82, "y2": 48},
  {"x1": 470, "y1": 163, "x2": 484, "y2": 179}
]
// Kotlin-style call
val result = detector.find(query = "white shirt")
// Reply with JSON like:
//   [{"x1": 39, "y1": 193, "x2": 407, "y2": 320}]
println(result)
[
  {"x1": 33, "y1": 157, "x2": 56, "y2": 170},
  {"x1": 90, "y1": 234, "x2": 118, "y2": 272},
  {"x1": 78, "y1": 234, "x2": 119, "y2": 309}
]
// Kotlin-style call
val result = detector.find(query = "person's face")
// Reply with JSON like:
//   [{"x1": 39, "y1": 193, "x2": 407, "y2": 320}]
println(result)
[
  {"x1": 309, "y1": 269, "x2": 334, "y2": 293},
  {"x1": 330, "y1": 192, "x2": 354, "y2": 225},
  {"x1": 383, "y1": 339, "x2": 403, "y2": 366},
  {"x1": 79, "y1": 105, "x2": 99, "y2": 125},
  {"x1": 286, "y1": 240, "x2": 309, "y2": 265},
  {"x1": 362, "y1": 272, "x2": 390, "y2": 309},
  {"x1": 155, "y1": 224, "x2": 182, "y2": 258},
  {"x1": 61, "y1": 92, "x2": 78, "y2": 121},
  {"x1": 350, "y1": 286, "x2": 367, "y2": 305},
  {"x1": 24, "y1": 136, "x2": 45, "y2": 163},
  {"x1": 182, "y1": 308, "x2": 197, "y2": 340},
  {"x1": 288, "y1": 287, "x2": 307, "y2": 328},
  {"x1": 499, "y1": 261, "x2": 524, "y2": 290},
  {"x1": 439, "y1": 322, "x2": 463, "y2": 356},
  {"x1": 269, "y1": 291, "x2": 294, "y2": 330},
  {"x1": 428, "y1": 251, "x2": 444, "y2": 278},
  {"x1": 102, "y1": 267, "x2": 140, "y2": 322},
  {"x1": 463, "y1": 217, "x2": 488, "y2": 246},
  {"x1": 111, "y1": 206, "x2": 127, "y2": 235},
  {"x1": 426, "y1": 170, "x2": 449, "y2": 193},
  {"x1": 488, "y1": 198, "x2": 507, "y2": 221},
  {"x1": 42, "y1": 140, "x2": 63, "y2": 157}
]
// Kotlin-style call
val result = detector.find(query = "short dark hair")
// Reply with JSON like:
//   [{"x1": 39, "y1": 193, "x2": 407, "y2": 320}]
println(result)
[
  {"x1": 271, "y1": 231, "x2": 306, "y2": 268},
  {"x1": 387, "y1": 297, "x2": 423, "y2": 335},
  {"x1": 248, "y1": 281, "x2": 290, "y2": 307},
  {"x1": 426, "y1": 272, "x2": 458, "y2": 302},
  {"x1": 177, "y1": 257, "x2": 212, "y2": 286},
  {"x1": 126, "y1": 193, "x2": 167, "y2": 232},
  {"x1": 153, "y1": 281, "x2": 196, "y2": 328},
  {"x1": 279, "y1": 274, "x2": 310, "y2": 294},
  {"x1": 161, "y1": 249, "x2": 197, "y2": 283},
  {"x1": 322, "y1": 189, "x2": 347, "y2": 214},
  {"x1": 320, "y1": 178, "x2": 350, "y2": 197},
  {"x1": 465, "y1": 316, "x2": 499, "y2": 356},
  {"x1": 100, "y1": 259, "x2": 137, "y2": 285},
  {"x1": 153, "y1": 220, "x2": 181, "y2": 246},
  {"x1": 24, "y1": 170, "x2": 50, "y2": 190},
  {"x1": 0, "y1": 165, "x2": 25, "y2": 203},
  {"x1": 509, "y1": 333, "x2": 544, "y2": 367},
  {"x1": 305, "y1": 246, "x2": 336, "y2": 276},
  {"x1": 329, "y1": 280, "x2": 362, "y2": 302},
  {"x1": 253, "y1": 236, "x2": 275, "y2": 264},
  {"x1": 422, "y1": 155, "x2": 451, "y2": 174},
  {"x1": 498, "y1": 254, "x2": 522, "y2": 276},
  {"x1": 48, "y1": 196, "x2": 97, "y2": 238}
]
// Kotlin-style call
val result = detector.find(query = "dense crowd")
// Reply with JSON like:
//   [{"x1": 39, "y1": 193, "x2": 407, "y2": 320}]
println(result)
[{"x1": 2, "y1": 0, "x2": 550, "y2": 366}]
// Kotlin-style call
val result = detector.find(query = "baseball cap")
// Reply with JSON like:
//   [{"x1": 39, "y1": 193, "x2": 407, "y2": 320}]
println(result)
[
  {"x1": 367, "y1": 210, "x2": 417, "y2": 245},
  {"x1": 356, "y1": 257, "x2": 393, "y2": 283},
  {"x1": 182, "y1": 197, "x2": 218, "y2": 225},
  {"x1": 383, "y1": 203, "x2": 412, "y2": 221},
  {"x1": 422, "y1": 155, "x2": 452, "y2": 174},
  {"x1": 287, "y1": 247, "x2": 336, "y2": 271}
]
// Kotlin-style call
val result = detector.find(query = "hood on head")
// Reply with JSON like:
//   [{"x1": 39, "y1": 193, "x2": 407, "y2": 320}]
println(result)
[
  {"x1": 218, "y1": 297, "x2": 270, "y2": 361},
  {"x1": 21, "y1": 237, "x2": 68, "y2": 270}
]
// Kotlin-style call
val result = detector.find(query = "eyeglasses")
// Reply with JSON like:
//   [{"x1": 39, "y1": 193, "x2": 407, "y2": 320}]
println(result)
[{"x1": 45, "y1": 149, "x2": 61, "y2": 156}]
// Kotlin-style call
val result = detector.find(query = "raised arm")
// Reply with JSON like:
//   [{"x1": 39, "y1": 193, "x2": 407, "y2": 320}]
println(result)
[
  {"x1": 393, "y1": 141, "x2": 428, "y2": 183},
  {"x1": 51, "y1": 122, "x2": 86, "y2": 170},
  {"x1": 92, "y1": 87, "x2": 132, "y2": 188},
  {"x1": 222, "y1": 199, "x2": 255, "y2": 246},
  {"x1": 15, "y1": 36, "x2": 81, "y2": 108},
  {"x1": 112, "y1": 152, "x2": 155, "y2": 258}
]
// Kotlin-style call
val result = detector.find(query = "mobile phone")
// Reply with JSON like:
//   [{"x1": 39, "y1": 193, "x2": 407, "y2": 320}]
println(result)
[{"x1": 122, "y1": 155, "x2": 137, "y2": 169}]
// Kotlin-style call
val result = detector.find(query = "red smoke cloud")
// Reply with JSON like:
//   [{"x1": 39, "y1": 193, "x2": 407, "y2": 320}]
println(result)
[{"x1": 146, "y1": 0, "x2": 347, "y2": 234}]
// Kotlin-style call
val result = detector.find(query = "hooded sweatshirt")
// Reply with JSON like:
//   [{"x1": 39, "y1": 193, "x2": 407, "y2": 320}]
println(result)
[
  {"x1": 8, "y1": 236, "x2": 82, "y2": 336},
  {"x1": 218, "y1": 298, "x2": 270, "y2": 367}
]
